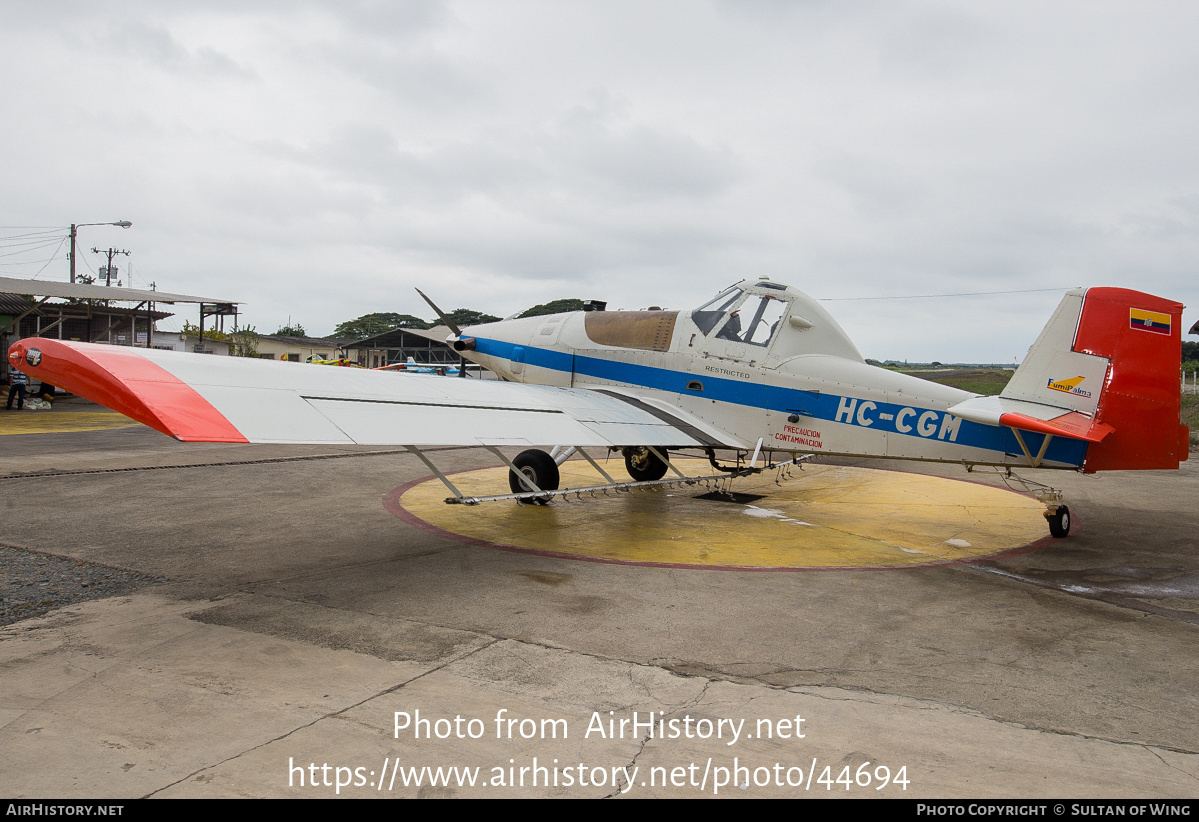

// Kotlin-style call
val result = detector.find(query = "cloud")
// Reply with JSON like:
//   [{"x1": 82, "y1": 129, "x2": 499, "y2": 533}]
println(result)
[
  {"x1": 3, "y1": 2, "x2": 1198, "y2": 354},
  {"x1": 102, "y1": 21, "x2": 256, "y2": 79}
]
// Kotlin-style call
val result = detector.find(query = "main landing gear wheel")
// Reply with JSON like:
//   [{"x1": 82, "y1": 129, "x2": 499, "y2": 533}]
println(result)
[
  {"x1": 623, "y1": 446, "x2": 669, "y2": 482},
  {"x1": 508, "y1": 449, "x2": 560, "y2": 503},
  {"x1": 1046, "y1": 505, "x2": 1071, "y2": 538}
]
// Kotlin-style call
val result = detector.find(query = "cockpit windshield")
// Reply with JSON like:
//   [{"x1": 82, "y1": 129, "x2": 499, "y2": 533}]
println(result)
[
  {"x1": 692, "y1": 286, "x2": 789, "y2": 347},
  {"x1": 692, "y1": 287, "x2": 743, "y2": 335}
]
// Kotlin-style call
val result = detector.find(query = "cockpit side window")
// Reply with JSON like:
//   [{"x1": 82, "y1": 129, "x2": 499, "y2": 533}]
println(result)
[
  {"x1": 692, "y1": 287, "x2": 744, "y2": 335},
  {"x1": 741, "y1": 295, "x2": 788, "y2": 346}
]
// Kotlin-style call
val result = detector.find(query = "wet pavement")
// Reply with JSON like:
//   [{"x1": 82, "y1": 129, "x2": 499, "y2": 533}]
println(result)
[{"x1": 1, "y1": 404, "x2": 1197, "y2": 798}]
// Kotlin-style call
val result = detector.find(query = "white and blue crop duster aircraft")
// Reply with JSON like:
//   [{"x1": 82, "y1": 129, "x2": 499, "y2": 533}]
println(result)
[{"x1": 8, "y1": 278, "x2": 1188, "y2": 537}]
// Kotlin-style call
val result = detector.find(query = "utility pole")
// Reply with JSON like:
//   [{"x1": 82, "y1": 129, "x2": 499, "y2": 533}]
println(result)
[
  {"x1": 69, "y1": 221, "x2": 131, "y2": 283},
  {"x1": 85, "y1": 246, "x2": 129, "y2": 344},
  {"x1": 91, "y1": 246, "x2": 130, "y2": 286},
  {"x1": 147, "y1": 281, "x2": 156, "y2": 347}
]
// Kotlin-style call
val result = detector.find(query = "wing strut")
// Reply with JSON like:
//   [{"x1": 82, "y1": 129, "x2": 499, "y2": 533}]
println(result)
[
  {"x1": 647, "y1": 445, "x2": 687, "y2": 479},
  {"x1": 574, "y1": 447, "x2": 616, "y2": 484},
  {"x1": 484, "y1": 446, "x2": 546, "y2": 494},
  {"x1": 405, "y1": 445, "x2": 464, "y2": 500}
]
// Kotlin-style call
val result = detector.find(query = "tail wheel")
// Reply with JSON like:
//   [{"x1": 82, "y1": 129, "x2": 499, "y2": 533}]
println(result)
[
  {"x1": 1047, "y1": 505, "x2": 1071, "y2": 538},
  {"x1": 508, "y1": 449, "x2": 560, "y2": 503},
  {"x1": 623, "y1": 446, "x2": 669, "y2": 482}
]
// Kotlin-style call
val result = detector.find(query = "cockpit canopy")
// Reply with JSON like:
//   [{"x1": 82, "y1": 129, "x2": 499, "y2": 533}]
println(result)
[
  {"x1": 692, "y1": 282, "x2": 790, "y2": 346},
  {"x1": 691, "y1": 279, "x2": 864, "y2": 364}
]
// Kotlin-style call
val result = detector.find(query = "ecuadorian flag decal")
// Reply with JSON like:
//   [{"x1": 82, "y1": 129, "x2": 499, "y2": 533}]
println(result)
[{"x1": 1130, "y1": 307, "x2": 1171, "y2": 335}]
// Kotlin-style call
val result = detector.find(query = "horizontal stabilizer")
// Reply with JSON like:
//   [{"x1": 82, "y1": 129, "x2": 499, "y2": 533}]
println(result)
[{"x1": 946, "y1": 395, "x2": 1114, "y2": 443}]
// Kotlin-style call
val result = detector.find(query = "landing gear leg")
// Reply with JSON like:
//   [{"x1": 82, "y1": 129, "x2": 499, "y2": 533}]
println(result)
[{"x1": 969, "y1": 465, "x2": 1071, "y2": 538}]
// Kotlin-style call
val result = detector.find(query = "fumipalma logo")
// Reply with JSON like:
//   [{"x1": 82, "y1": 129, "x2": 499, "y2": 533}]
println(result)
[{"x1": 1047, "y1": 376, "x2": 1092, "y2": 398}]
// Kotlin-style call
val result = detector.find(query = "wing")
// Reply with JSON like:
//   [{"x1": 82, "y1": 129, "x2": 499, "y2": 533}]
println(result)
[{"x1": 7, "y1": 339, "x2": 736, "y2": 449}]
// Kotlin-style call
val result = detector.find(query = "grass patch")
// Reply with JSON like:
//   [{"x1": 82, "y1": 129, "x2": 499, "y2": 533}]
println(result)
[
  {"x1": 1182, "y1": 394, "x2": 1199, "y2": 446},
  {"x1": 896, "y1": 368, "x2": 1014, "y2": 396}
]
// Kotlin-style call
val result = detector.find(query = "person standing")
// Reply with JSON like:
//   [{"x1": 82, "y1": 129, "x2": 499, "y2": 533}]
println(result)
[{"x1": 6, "y1": 367, "x2": 28, "y2": 410}]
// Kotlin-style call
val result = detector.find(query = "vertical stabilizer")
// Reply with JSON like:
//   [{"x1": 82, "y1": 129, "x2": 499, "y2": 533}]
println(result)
[
  {"x1": 1004, "y1": 288, "x2": 1186, "y2": 472},
  {"x1": 1001, "y1": 289, "x2": 1107, "y2": 419}
]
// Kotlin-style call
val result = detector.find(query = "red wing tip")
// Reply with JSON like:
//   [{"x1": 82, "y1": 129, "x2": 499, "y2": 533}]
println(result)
[{"x1": 7, "y1": 338, "x2": 249, "y2": 443}]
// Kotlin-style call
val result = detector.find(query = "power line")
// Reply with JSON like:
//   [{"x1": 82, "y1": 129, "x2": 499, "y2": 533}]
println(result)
[
  {"x1": 0, "y1": 259, "x2": 60, "y2": 268},
  {"x1": 0, "y1": 239, "x2": 67, "y2": 257},
  {"x1": 0, "y1": 255, "x2": 61, "y2": 267},
  {"x1": 0, "y1": 235, "x2": 68, "y2": 278},
  {"x1": 817, "y1": 287, "x2": 1079, "y2": 301},
  {"x1": 0, "y1": 229, "x2": 67, "y2": 241},
  {"x1": 31, "y1": 236, "x2": 69, "y2": 279},
  {"x1": 0, "y1": 238, "x2": 66, "y2": 250}
]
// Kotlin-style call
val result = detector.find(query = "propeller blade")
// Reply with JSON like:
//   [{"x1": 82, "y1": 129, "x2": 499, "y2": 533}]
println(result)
[{"x1": 415, "y1": 288, "x2": 462, "y2": 337}]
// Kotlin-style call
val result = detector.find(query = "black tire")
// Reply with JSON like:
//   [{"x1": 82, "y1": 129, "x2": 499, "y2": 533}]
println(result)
[
  {"x1": 508, "y1": 449, "x2": 560, "y2": 501},
  {"x1": 624, "y1": 446, "x2": 669, "y2": 482},
  {"x1": 1047, "y1": 505, "x2": 1071, "y2": 538}
]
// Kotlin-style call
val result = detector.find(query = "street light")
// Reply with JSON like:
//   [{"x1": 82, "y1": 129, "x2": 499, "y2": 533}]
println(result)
[{"x1": 69, "y1": 221, "x2": 132, "y2": 283}]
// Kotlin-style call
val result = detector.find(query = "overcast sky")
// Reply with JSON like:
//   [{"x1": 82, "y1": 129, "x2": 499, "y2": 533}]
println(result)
[{"x1": 2, "y1": 1, "x2": 1197, "y2": 361}]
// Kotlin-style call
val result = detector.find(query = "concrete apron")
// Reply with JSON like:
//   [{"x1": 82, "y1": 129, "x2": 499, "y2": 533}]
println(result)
[{"x1": 2, "y1": 590, "x2": 1196, "y2": 799}]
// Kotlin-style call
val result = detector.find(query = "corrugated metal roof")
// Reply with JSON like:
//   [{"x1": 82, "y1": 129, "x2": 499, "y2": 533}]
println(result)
[
  {"x1": 0, "y1": 276, "x2": 237, "y2": 305},
  {"x1": 258, "y1": 334, "x2": 350, "y2": 346},
  {"x1": 343, "y1": 325, "x2": 453, "y2": 348},
  {"x1": 0, "y1": 293, "x2": 38, "y2": 315}
]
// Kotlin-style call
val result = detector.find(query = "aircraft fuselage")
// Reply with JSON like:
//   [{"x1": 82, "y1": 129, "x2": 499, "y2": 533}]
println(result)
[{"x1": 458, "y1": 281, "x2": 1088, "y2": 470}]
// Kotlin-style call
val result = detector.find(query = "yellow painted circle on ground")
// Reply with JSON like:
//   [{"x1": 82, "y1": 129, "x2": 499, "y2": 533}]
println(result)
[
  {"x1": 392, "y1": 459, "x2": 1049, "y2": 570},
  {"x1": 0, "y1": 411, "x2": 139, "y2": 436}
]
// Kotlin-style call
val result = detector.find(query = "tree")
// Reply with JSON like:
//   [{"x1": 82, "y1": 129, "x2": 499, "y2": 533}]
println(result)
[
  {"x1": 181, "y1": 320, "x2": 228, "y2": 342},
  {"x1": 1183, "y1": 341, "x2": 1199, "y2": 371},
  {"x1": 445, "y1": 308, "x2": 500, "y2": 327},
  {"x1": 228, "y1": 327, "x2": 261, "y2": 358},
  {"x1": 518, "y1": 299, "x2": 585, "y2": 318},
  {"x1": 332, "y1": 312, "x2": 431, "y2": 340},
  {"x1": 274, "y1": 323, "x2": 306, "y2": 337}
]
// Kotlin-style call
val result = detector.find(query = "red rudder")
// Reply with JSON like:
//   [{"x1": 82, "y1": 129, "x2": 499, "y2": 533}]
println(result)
[{"x1": 1074, "y1": 288, "x2": 1185, "y2": 472}]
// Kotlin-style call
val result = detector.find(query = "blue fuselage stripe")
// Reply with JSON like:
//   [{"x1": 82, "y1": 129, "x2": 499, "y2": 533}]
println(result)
[{"x1": 472, "y1": 337, "x2": 1087, "y2": 466}]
